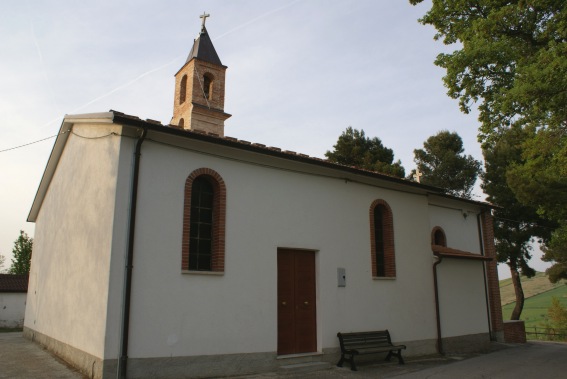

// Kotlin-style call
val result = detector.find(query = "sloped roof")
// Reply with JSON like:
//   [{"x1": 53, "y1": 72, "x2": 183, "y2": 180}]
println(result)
[
  {"x1": 186, "y1": 26, "x2": 222, "y2": 66},
  {"x1": 0, "y1": 274, "x2": 29, "y2": 292},
  {"x1": 27, "y1": 111, "x2": 496, "y2": 222}
]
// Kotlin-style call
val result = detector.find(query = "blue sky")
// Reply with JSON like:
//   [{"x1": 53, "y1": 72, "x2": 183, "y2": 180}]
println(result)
[{"x1": 0, "y1": 0, "x2": 548, "y2": 277}]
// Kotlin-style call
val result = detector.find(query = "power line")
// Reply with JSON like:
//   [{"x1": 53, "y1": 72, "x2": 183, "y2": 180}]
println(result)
[{"x1": 0, "y1": 134, "x2": 60, "y2": 153}]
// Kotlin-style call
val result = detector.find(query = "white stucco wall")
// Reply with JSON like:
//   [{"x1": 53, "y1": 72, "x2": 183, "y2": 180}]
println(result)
[
  {"x1": 25, "y1": 123, "x2": 125, "y2": 359},
  {"x1": 0, "y1": 292, "x2": 27, "y2": 328},
  {"x1": 429, "y1": 201, "x2": 482, "y2": 253},
  {"x1": 124, "y1": 140, "x2": 445, "y2": 359},
  {"x1": 436, "y1": 260, "x2": 489, "y2": 337},
  {"x1": 27, "y1": 122, "x2": 492, "y2": 362}
]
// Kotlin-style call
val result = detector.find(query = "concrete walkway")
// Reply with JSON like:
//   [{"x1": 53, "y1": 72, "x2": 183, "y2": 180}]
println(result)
[
  {"x1": 237, "y1": 341, "x2": 567, "y2": 379},
  {"x1": 0, "y1": 332, "x2": 83, "y2": 379},
  {"x1": 1, "y1": 332, "x2": 566, "y2": 379}
]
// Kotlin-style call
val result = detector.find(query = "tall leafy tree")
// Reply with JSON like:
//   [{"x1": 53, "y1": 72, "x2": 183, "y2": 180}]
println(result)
[
  {"x1": 410, "y1": 130, "x2": 481, "y2": 198},
  {"x1": 410, "y1": 0, "x2": 567, "y2": 281},
  {"x1": 507, "y1": 128, "x2": 567, "y2": 283},
  {"x1": 8, "y1": 230, "x2": 33, "y2": 275},
  {"x1": 325, "y1": 127, "x2": 405, "y2": 178},
  {"x1": 483, "y1": 128, "x2": 553, "y2": 319},
  {"x1": 409, "y1": 0, "x2": 567, "y2": 139}
]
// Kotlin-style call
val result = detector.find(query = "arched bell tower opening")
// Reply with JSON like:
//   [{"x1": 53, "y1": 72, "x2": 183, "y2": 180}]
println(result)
[
  {"x1": 172, "y1": 13, "x2": 231, "y2": 136},
  {"x1": 179, "y1": 75, "x2": 188, "y2": 104},
  {"x1": 203, "y1": 73, "x2": 214, "y2": 100}
]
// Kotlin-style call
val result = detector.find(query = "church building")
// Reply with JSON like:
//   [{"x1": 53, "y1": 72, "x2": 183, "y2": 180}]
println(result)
[{"x1": 25, "y1": 15, "x2": 504, "y2": 379}]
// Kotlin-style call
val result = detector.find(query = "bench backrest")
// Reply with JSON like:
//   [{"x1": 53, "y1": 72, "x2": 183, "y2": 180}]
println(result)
[{"x1": 337, "y1": 330, "x2": 393, "y2": 349}]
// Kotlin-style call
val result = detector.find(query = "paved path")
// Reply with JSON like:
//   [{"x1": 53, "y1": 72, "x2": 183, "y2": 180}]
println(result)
[
  {"x1": 391, "y1": 341, "x2": 567, "y2": 379},
  {"x1": 0, "y1": 332, "x2": 83, "y2": 379},
  {"x1": 233, "y1": 341, "x2": 567, "y2": 379},
  {"x1": 1, "y1": 332, "x2": 566, "y2": 379}
]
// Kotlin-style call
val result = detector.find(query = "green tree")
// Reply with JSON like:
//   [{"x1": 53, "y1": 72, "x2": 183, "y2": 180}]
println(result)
[
  {"x1": 507, "y1": 128, "x2": 567, "y2": 283},
  {"x1": 410, "y1": 0, "x2": 567, "y2": 282},
  {"x1": 0, "y1": 254, "x2": 6, "y2": 273},
  {"x1": 8, "y1": 230, "x2": 33, "y2": 275},
  {"x1": 409, "y1": 130, "x2": 481, "y2": 198},
  {"x1": 541, "y1": 297, "x2": 567, "y2": 341},
  {"x1": 409, "y1": 0, "x2": 567, "y2": 139},
  {"x1": 482, "y1": 128, "x2": 553, "y2": 319},
  {"x1": 325, "y1": 127, "x2": 405, "y2": 178}
]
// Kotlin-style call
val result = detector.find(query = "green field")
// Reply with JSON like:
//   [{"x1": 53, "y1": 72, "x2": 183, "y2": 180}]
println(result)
[{"x1": 502, "y1": 285, "x2": 567, "y2": 329}]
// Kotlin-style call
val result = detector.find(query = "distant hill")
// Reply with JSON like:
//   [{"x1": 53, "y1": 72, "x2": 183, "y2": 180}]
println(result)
[
  {"x1": 502, "y1": 285, "x2": 567, "y2": 328},
  {"x1": 500, "y1": 271, "x2": 567, "y2": 331},
  {"x1": 499, "y1": 271, "x2": 566, "y2": 306}
]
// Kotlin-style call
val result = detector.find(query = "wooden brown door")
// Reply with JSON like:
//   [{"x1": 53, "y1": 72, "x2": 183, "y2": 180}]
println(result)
[{"x1": 277, "y1": 249, "x2": 317, "y2": 355}]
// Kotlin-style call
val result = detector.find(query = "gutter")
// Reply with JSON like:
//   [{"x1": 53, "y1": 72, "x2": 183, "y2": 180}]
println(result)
[
  {"x1": 432, "y1": 255, "x2": 444, "y2": 355},
  {"x1": 477, "y1": 212, "x2": 494, "y2": 341},
  {"x1": 118, "y1": 127, "x2": 148, "y2": 379}
]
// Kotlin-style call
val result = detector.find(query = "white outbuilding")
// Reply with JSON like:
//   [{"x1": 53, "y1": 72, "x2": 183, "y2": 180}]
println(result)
[{"x1": 0, "y1": 274, "x2": 28, "y2": 328}]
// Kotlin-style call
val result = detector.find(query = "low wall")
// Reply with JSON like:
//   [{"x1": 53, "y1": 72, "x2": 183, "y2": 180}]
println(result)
[
  {"x1": 503, "y1": 320, "x2": 526, "y2": 343},
  {"x1": 20, "y1": 330, "x2": 491, "y2": 378},
  {"x1": 442, "y1": 332, "x2": 491, "y2": 354},
  {"x1": 0, "y1": 292, "x2": 26, "y2": 328},
  {"x1": 23, "y1": 327, "x2": 110, "y2": 379}
]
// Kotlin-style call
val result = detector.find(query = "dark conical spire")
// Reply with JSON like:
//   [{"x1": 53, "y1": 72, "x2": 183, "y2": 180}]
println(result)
[{"x1": 186, "y1": 26, "x2": 223, "y2": 66}]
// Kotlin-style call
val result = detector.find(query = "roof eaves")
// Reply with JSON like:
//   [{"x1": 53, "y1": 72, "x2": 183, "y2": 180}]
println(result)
[
  {"x1": 432, "y1": 246, "x2": 493, "y2": 261},
  {"x1": 111, "y1": 111, "x2": 447, "y2": 194},
  {"x1": 27, "y1": 112, "x2": 117, "y2": 222}
]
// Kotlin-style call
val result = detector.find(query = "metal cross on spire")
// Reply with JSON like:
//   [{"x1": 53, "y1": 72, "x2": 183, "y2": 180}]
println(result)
[{"x1": 200, "y1": 12, "x2": 210, "y2": 31}]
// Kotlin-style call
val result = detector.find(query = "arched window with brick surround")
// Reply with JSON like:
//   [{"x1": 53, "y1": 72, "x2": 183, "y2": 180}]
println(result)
[
  {"x1": 369, "y1": 199, "x2": 396, "y2": 278},
  {"x1": 431, "y1": 226, "x2": 447, "y2": 247},
  {"x1": 182, "y1": 168, "x2": 226, "y2": 272}
]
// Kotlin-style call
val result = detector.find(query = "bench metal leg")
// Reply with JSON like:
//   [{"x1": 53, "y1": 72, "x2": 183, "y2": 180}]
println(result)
[
  {"x1": 385, "y1": 350, "x2": 405, "y2": 365},
  {"x1": 397, "y1": 350, "x2": 405, "y2": 365},
  {"x1": 337, "y1": 354, "x2": 357, "y2": 371},
  {"x1": 349, "y1": 356, "x2": 358, "y2": 371}
]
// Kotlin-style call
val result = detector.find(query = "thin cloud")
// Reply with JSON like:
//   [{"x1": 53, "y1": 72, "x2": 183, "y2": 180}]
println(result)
[{"x1": 213, "y1": 0, "x2": 301, "y2": 41}]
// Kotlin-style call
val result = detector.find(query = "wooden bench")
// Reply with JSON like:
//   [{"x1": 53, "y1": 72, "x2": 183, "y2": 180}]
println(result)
[{"x1": 336, "y1": 330, "x2": 406, "y2": 371}]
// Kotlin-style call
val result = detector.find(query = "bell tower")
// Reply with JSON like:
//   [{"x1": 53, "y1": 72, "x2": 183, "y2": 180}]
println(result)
[{"x1": 172, "y1": 13, "x2": 231, "y2": 136}]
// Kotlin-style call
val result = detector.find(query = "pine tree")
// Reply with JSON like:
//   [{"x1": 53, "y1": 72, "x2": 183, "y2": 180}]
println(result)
[
  {"x1": 325, "y1": 127, "x2": 405, "y2": 178},
  {"x1": 410, "y1": 130, "x2": 481, "y2": 199}
]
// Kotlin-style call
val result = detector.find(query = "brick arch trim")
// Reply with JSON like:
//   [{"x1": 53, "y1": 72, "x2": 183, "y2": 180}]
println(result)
[
  {"x1": 203, "y1": 72, "x2": 215, "y2": 80},
  {"x1": 369, "y1": 199, "x2": 396, "y2": 278},
  {"x1": 431, "y1": 226, "x2": 447, "y2": 247},
  {"x1": 182, "y1": 168, "x2": 226, "y2": 272}
]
